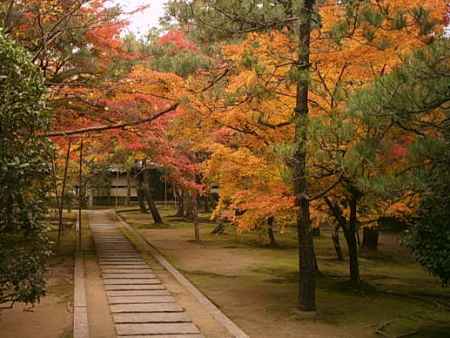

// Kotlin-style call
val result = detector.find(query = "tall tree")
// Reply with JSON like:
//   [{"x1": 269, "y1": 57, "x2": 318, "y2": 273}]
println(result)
[{"x1": 166, "y1": 0, "x2": 318, "y2": 310}]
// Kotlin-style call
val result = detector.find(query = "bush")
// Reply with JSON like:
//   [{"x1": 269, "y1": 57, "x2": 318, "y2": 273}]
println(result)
[{"x1": 0, "y1": 29, "x2": 51, "y2": 306}]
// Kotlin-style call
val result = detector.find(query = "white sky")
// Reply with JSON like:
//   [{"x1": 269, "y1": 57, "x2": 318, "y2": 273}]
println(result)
[{"x1": 110, "y1": 0, "x2": 166, "y2": 35}]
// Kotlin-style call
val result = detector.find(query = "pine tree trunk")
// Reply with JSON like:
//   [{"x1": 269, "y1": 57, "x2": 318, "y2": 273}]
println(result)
[
  {"x1": 142, "y1": 170, "x2": 163, "y2": 224},
  {"x1": 293, "y1": 0, "x2": 316, "y2": 312}
]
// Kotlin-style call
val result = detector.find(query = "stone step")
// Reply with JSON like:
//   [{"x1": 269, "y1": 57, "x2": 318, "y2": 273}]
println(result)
[
  {"x1": 103, "y1": 274, "x2": 156, "y2": 279},
  {"x1": 110, "y1": 303, "x2": 184, "y2": 313},
  {"x1": 104, "y1": 279, "x2": 161, "y2": 285},
  {"x1": 117, "y1": 335, "x2": 204, "y2": 338},
  {"x1": 107, "y1": 290, "x2": 170, "y2": 297},
  {"x1": 101, "y1": 269, "x2": 153, "y2": 274},
  {"x1": 116, "y1": 323, "x2": 200, "y2": 336},
  {"x1": 105, "y1": 284, "x2": 166, "y2": 291},
  {"x1": 108, "y1": 296, "x2": 175, "y2": 304},
  {"x1": 101, "y1": 265, "x2": 151, "y2": 270},
  {"x1": 113, "y1": 312, "x2": 191, "y2": 324}
]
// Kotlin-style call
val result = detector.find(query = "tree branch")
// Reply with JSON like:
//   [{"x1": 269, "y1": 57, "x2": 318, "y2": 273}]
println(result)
[{"x1": 44, "y1": 103, "x2": 178, "y2": 137}]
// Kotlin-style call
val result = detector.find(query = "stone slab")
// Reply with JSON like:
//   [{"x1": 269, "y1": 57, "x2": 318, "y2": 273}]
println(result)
[
  {"x1": 101, "y1": 269, "x2": 153, "y2": 274},
  {"x1": 116, "y1": 323, "x2": 200, "y2": 336},
  {"x1": 100, "y1": 264, "x2": 148, "y2": 268},
  {"x1": 107, "y1": 290, "x2": 170, "y2": 297},
  {"x1": 98, "y1": 256, "x2": 141, "y2": 259},
  {"x1": 110, "y1": 303, "x2": 183, "y2": 313},
  {"x1": 101, "y1": 266, "x2": 152, "y2": 271},
  {"x1": 102, "y1": 269, "x2": 153, "y2": 278},
  {"x1": 108, "y1": 296, "x2": 175, "y2": 304},
  {"x1": 99, "y1": 261, "x2": 145, "y2": 265},
  {"x1": 104, "y1": 278, "x2": 161, "y2": 285},
  {"x1": 113, "y1": 312, "x2": 191, "y2": 324},
  {"x1": 103, "y1": 273, "x2": 156, "y2": 279},
  {"x1": 104, "y1": 284, "x2": 166, "y2": 291},
  {"x1": 117, "y1": 335, "x2": 204, "y2": 338}
]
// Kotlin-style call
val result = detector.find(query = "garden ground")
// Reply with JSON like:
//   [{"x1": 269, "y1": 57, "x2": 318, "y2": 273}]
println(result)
[{"x1": 119, "y1": 204, "x2": 450, "y2": 338}]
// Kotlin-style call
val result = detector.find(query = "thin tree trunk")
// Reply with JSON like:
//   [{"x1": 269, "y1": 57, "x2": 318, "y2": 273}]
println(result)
[
  {"x1": 192, "y1": 194, "x2": 200, "y2": 241},
  {"x1": 267, "y1": 216, "x2": 278, "y2": 247},
  {"x1": 204, "y1": 194, "x2": 210, "y2": 213},
  {"x1": 184, "y1": 191, "x2": 194, "y2": 219},
  {"x1": 175, "y1": 188, "x2": 185, "y2": 217},
  {"x1": 142, "y1": 169, "x2": 163, "y2": 224},
  {"x1": 347, "y1": 194, "x2": 360, "y2": 285},
  {"x1": 58, "y1": 140, "x2": 71, "y2": 243},
  {"x1": 136, "y1": 173, "x2": 147, "y2": 213},
  {"x1": 362, "y1": 227, "x2": 379, "y2": 251},
  {"x1": 293, "y1": 0, "x2": 316, "y2": 311},
  {"x1": 332, "y1": 224, "x2": 344, "y2": 261},
  {"x1": 126, "y1": 170, "x2": 131, "y2": 206},
  {"x1": 325, "y1": 196, "x2": 361, "y2": 285},
  {"x1": 50, "y1": 148, "x2": 60, "y2": 218},
  {"x1": 78, "y1": 139, "x2": 83, "y2": 248}
]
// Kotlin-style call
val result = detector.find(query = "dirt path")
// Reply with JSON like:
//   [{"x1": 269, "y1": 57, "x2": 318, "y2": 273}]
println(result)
[{"x1": 88, "y1": 210, "x2": 205, "y2": 337}]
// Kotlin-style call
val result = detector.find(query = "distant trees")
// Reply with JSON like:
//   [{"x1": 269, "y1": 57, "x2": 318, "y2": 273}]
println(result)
[{"x1": 0, "y1": 30, "x2": 51, "y2": 306}]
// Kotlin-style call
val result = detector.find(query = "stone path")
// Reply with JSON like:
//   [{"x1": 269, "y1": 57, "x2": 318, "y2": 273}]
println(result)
[{"x1": 90, "y1": 222, "x2": 204, "y2": 338}]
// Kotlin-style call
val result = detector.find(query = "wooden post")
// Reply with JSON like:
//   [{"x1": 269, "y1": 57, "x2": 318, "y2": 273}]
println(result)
[{"x1": 78, "y1": 139, "x2": 83, "y2": 248}]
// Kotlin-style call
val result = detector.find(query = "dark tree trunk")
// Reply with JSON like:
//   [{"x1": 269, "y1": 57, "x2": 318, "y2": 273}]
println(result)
[
  {"x1": 293, "y1": 0, "x2": 316, "y2": 311},
  {"x1": 348, "y1": 194, "x2": 360, "y2": 285},
  {"x1": 136, "y1": 174, "x2": 147, "y2": 213},
  {"x1": 184, "y1": 192, "x2": 194, "y2": 219},
  {"x1": 58, "y1": 140, "x2": 71, "y2": 243},
  {"x1": 342, "y1": 226, "x2": 360, "y2": 286},
  {"x1": 192, "y1": 194, "x2": 200, "y2": 241},
  {"x1": 267, "y1": 216, "x2": 278, "y2": 247},
  {"x1": 175, "y1": 188, "x2": 184, "y2": 217},
  {"x1": 126, "y1": 170, "x2": 131, "y2": 206},
  {"x1": 332, "y1": 225, "x2": 344, "y2": 261},
  {"x1": 203, "y1": 194, "x2": 210, "y2": 213},
  {"x1": 362, "y1": 227, "x2": 379, "y2": 251},
  {"x1": 142, "y1": 170, "x2": 163, "y2": 224},
  {"x1": 325, "y1": 196, "x2": 361, "y2": 286},
  {"x1": 211, "y1": 222, "x2": 225, "y2": 235}
]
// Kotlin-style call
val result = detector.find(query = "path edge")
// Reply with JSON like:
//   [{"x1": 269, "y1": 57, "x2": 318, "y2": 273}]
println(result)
[
  {"x1": 115, "y1": 211, "x2": 249, "y2": 338},
  {"x1": 73, "y1": 212, "x2": 89, "y2": 338}
]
